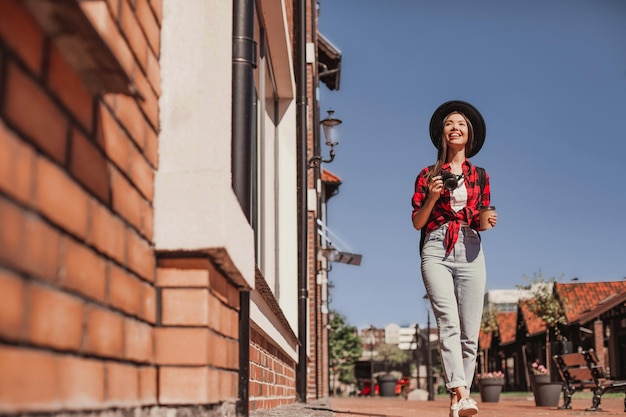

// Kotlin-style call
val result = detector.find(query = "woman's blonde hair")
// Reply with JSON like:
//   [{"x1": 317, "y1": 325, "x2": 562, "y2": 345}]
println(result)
[{"x1": 430, "y1": 111, "x2": 474, "y2": 177}]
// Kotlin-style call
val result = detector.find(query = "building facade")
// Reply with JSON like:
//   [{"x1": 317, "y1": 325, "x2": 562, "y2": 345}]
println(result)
[
  {"x1": 479, "y1": 281, "x2": 626, "y2": 392},
  {"x1": 0, "y1": 0, "x2": 341, "y2": 415}
]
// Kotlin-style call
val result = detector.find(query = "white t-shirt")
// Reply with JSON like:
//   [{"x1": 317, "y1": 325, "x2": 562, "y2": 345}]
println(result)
[{"x1": 450, "y1": 181, "x2": 467, "y2": 212}]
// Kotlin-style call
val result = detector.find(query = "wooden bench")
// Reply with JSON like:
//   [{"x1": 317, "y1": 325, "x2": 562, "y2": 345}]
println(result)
[{"x1": 553, "y1": 349, "x2": 626, "y2": 411}]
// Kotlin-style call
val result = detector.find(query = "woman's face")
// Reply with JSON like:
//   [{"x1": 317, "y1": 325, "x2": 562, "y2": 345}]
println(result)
[{"x1": 442, "y1": 112, "x2": 468, "y2": 149}]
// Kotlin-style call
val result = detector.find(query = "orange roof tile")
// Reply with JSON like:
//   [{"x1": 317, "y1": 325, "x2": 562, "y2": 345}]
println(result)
[
  {"x1": 555, "y1": 281, "x2": 626, "y2": 324},
  {"x1": 479, "y1": 330, "x2": 492, "y2": 351},
  {"x1": 322, "y1": 168, "x2": 342, "y2": 184},
  {"x1": 577, "y1": 290, "x2": 626, "y2": 324},
  {"x1": 519, "y1": 299, "x2": 547, "y2": 337},
  {"x1": 496, "y1": 311, "x2": 517, "y2": 345}
]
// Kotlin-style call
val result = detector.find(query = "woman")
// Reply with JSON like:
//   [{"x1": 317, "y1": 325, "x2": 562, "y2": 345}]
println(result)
[{"x1": 411, "y1": 100, "x2": 497, "y2": 417}]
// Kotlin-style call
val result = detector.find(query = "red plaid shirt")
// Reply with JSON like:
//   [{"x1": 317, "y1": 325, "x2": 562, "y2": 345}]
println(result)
[{"x1": 412, "y1": 160, "x2": 491, "y2": 255}]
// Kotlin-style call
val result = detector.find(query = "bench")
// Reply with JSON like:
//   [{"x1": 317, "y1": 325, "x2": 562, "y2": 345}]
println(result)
[{"x1": 553, "y1": 349, "x2": 626, "y2": 411}]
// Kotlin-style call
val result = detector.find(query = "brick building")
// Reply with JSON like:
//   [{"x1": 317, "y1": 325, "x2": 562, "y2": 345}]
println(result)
[
  {"x1": 0, "y1": 0, "x2": 342, "y2": 416},
  {"x1": 479, "y1": 281, "x2": 626, "y2": 392}
]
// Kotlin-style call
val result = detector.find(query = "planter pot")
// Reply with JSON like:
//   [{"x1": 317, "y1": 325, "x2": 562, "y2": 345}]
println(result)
[
  {"x1": 377, "y1": 374, "x2": 398, "y2": 397},
  {"x1": 477, "y1": 378, "x2": 504, "y2": 403},
  {"x1": 530, "y1": 374, "x2": 562, "y2": 407}
]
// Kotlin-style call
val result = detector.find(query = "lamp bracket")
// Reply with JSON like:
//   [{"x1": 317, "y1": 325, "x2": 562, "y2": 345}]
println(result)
[{"x1": 307, "y1": 146, "x2": 335, "y2": 169}]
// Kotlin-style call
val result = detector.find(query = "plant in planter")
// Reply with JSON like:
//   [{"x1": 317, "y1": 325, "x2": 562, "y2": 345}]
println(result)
[
  {"x1": 531, "y1": 360, "x2": 549, "y2": 376},
  {"x1": 518, "y1": 273, "x2": 568, "y2": 374},
  {"x1": 519, "y1": 273, "x2": 568, "y2": 407},
  {"x1": 528, "y1": 359, "x2": 562, "y2": 407},
  {"x1": 528, "y1": 358, "x2": 551, "y2": 388},
  {"x1": 374, "y1": 343, "x2": 408, "y2": 397},
  {"x1": 479, "y1": 371, "x2": 505, "y2": 379},
  {"x1": 476, "y1": 371, "x2": 504, "y2": 403},
  {"x1": 479, "y1": 306, "x2": 499, "y2": 375}
]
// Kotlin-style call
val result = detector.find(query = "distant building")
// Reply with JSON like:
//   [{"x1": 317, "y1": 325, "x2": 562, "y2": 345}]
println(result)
[
  {"x1": 384, "y1": 323, "x2": 419, "y2": 351},
  {"x1": 484, "y1": 288, "x2": 531, "y2": 313}
]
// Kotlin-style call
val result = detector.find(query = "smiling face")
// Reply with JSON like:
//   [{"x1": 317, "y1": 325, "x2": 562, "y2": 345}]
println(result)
[{"x1": 442, "y1": 112, "x2": 469, "y2": 149}]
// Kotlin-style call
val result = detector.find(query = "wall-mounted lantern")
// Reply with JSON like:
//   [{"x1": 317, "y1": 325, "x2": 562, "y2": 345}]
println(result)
[{"x1": 308, "y1": 109, "x2": 342, "y2": 168}]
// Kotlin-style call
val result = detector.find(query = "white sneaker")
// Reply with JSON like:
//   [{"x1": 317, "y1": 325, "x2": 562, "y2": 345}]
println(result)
[
  {"x1": 457, "y1": 397, "x2": 478, "y2": 417},
  {"x1": 449, "y1": 403, "x2": 460, "y2": 417}
]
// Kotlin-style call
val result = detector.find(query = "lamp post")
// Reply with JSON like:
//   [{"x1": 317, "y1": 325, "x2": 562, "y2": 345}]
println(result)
[
  {"x1": 426, "y1": 307, "x2": 434, "y2": 400},
  {"x1": 369, "y1": 325, "x2": 375, "y2": 397},
  {"x1": 423, "y1": 294, "x2": 435, "y2": 401},
  {"x1": 414, "y1": 323, "x2": 421, "y2": 390},
  {"x1": 308, "y1": 109, "x2": 341, "y2": 168}
]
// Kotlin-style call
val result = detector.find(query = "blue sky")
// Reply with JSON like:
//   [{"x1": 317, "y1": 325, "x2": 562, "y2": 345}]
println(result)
[{"x1": 318, "y1": 0, "x2": 626, "y2": 329}]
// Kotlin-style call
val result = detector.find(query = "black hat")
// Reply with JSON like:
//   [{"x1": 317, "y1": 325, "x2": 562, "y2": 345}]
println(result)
[{"x1": 429, "y1": 100, "x2": 486, "y2": 158}]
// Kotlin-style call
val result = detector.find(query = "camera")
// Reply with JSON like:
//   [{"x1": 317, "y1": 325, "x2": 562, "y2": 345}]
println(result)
[{"x1": 440, "y1": 171, "x2": 463, "y2": 191}]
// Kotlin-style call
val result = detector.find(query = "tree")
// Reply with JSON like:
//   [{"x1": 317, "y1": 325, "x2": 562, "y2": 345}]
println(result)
[
  {"x1": 329, "y1": 311, "x2": 362, "y2": 395},
  {"x1": 375, "y1": 343, "x2": 408, "y2": 375},
  {"x1": 480, "y1": 305, "x2": 499, "y2": 334},
  {"x1": 517, "y1": 272, "x2": 568, "y2": 374},
  {"x1": 479, "y1": 305, "x2": 499, "y2": 375}
]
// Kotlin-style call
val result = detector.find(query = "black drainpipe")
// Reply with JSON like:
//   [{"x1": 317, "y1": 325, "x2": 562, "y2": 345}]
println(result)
[
  {"x1": 232, "y1": 0, "x2": 256, "y2": 415},
  {"x1": 295, "y1": 0, "x2": 309, "y2": 403},
  {"x1": 310, "y1": 0, "x2": 320, "y2": 399}
]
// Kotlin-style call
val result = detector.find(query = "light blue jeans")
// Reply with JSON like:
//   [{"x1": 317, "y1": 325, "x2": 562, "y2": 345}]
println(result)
[{"x1": 421, "y1": 223, "x2": 486, "y2": 392}]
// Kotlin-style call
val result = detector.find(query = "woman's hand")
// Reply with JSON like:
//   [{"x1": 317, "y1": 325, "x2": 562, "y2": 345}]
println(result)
[
  {"x1": 412, "y1": 175, "x2": 443, "y2": 230},
  {"x1": 427, "y1": 175, "x2": 444, "y2": 201},
  {"x1": 487, "y1": 212, "x2": 498, "y2": 228}
]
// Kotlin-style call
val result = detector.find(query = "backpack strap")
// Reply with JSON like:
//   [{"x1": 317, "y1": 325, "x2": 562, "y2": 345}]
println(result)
[
  {"x1": 419, "y1": 224, "x2": 427, "y2": 255},
  {"x1": 418, "y1": 165, "x2": 435, "y2": 254},
  {"x1": 476, "y1": 166, "x2": 486, "y2": 202}
]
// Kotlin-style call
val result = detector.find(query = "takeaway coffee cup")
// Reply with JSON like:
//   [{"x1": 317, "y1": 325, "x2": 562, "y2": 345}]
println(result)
[{"x1": 479, "y1": 206, "x2": 496, "y2": 230}]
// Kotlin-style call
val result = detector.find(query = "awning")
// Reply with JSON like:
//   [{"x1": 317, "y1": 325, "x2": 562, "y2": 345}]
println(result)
[
  {"x1": 317, "y1": 219, "x2": 362, "y2": 266},
  {"x1": 322, "y1": 168, "x2": 342, "y2": 201},
  {"x1": 318, "y1": 31, "x2": 341, "y2": 91}
]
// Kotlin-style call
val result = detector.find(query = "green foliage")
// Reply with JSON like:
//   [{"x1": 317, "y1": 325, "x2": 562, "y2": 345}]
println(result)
[
  {"x1": 480, "y1": 305, "x2": 499, "y2": 334},
  {"x1": 375, "y1": 343, "x2": 408, "y2": 373},
  {"x1": 517, "y1": 271, "x2": 567, "y2": 335},
  {"x1": 517, "y1": 271, "x2": 569, "y2": 375},
  {"x1": 329, "y1": 311, "x2": 362, "y2": 386}
]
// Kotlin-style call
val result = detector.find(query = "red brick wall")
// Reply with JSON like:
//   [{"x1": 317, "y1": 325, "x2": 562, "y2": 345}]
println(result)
[
  {"x1": 305, "y1": 0, "x2": 329, "y2": 400},
  {"x1": 0, "y1": 0, "x2": 161, "y2": 413},
  {"x1": 249, "y1": 327, "x2": 297, "y2": 410},
  {"x1": 305, "y1": 0, "x2": 315, "y2": 396},
  {"x1": 593, "y1": 319, "x2": 605, "y2": 368},
  {"x1": 155, "y1": 259, "x2": 240, "y2": 405},
  {"x1": 1, "y1": 0, "x2": 310, "y2": 414}
]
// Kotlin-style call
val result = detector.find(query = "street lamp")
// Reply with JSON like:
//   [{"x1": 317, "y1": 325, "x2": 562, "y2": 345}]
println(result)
[
  {"x1": 308, "y1": 109, "x2": 341, "y2": 168},
  {"x1": 414, "y1": 323, "x2": 421, "y2": 390},
  {"x1": 423, "y1": 294, "x2": 435, "y2": 401},
  {"x1": 368, "y1": 325, "x2": 376, "y2": 397}
]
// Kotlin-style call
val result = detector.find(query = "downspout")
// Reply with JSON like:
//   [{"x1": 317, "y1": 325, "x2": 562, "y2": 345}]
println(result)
[
  {"x1": 295, "y1": 0, "x2": 309, "y2": 403},
  {"x1": 232, "y1": 0, "x2": 256, "y2": 415},
  {"x1": 311, "y1": 0, "x2": 320, "y2": 399}
]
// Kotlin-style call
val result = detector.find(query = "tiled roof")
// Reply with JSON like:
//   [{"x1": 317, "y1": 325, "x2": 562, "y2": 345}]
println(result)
[
  {"x1": 479, "y1": 330, "x2": 492, "y2": 351},
  {"x1": 576, "y1": 290, "x2": 626, "y2": 324},
  {"x1": 519, "y1": 299, "x2": 547, "y2": 337},
  {"x1": 496, "y1": 311, "x2": 518, "y2": 345},
  {"x1": 555, "y1": 281, "x2": 626, "y2": 324},
  {"x1": 322, "y1": 168, "x2": 341, "y2": 184},
  {"x1": 518, "y1": 281, "x2": 626, "y2": 336}
]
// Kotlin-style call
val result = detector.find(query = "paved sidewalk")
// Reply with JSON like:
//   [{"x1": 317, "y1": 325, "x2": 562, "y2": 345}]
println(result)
[{"x1": 250, "y1": 394, "x2": 626, "y2": 417}]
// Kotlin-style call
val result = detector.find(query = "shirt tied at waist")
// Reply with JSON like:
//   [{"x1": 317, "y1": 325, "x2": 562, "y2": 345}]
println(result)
[{"x1": 442, "y1": 207, "x2": 474, "y2": 255}]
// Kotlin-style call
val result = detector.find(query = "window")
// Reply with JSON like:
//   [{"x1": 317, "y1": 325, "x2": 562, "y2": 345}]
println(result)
[{"x1": 252, "y1": 19, "x2": 279, "y2": 293}]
